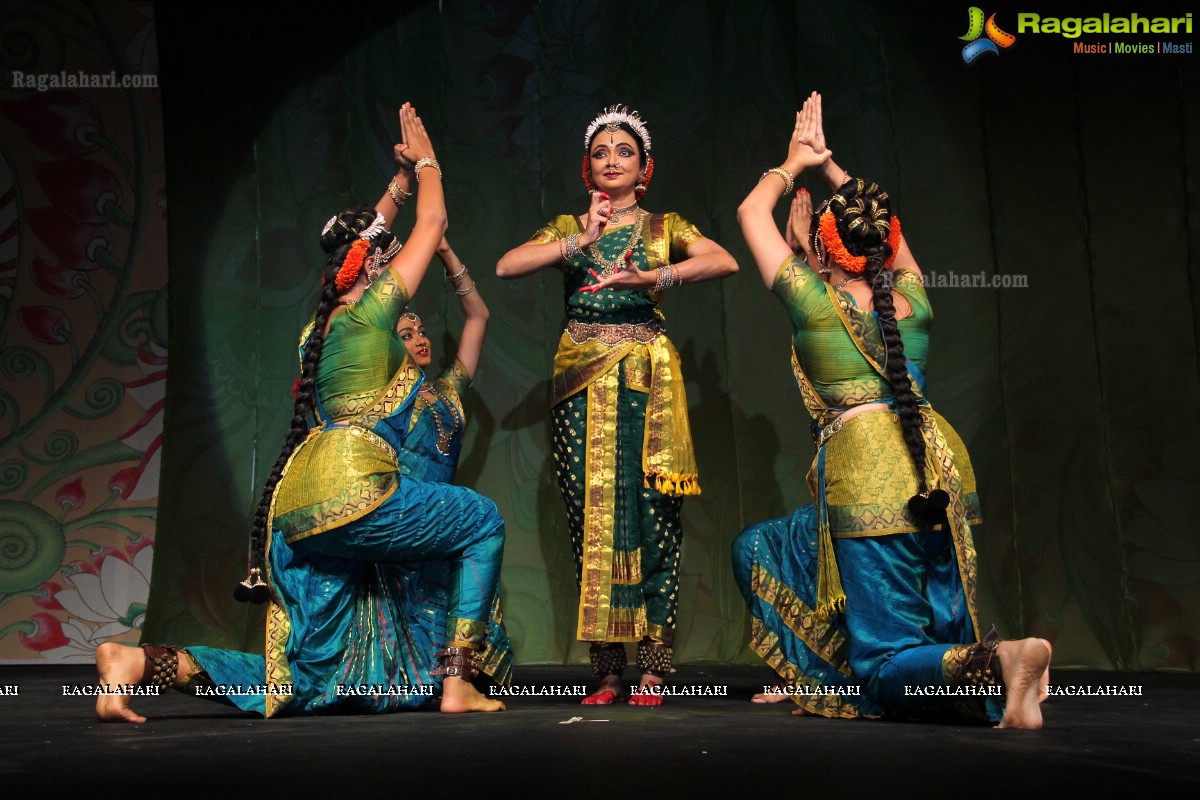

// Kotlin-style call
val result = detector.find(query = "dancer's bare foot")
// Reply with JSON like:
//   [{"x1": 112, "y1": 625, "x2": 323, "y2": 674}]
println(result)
[
  {"x1": 628, "y1": 672, "x2": 664, "y2": 706},
  {"x1": 1037, "y1": 639, "x2": 1052, "y2": 703},
  {"x1": 751, "y1": 684, "x2": 793, "y2": 704},
  {"x1": 95, "y1": 643, "x2": 147, "y2": 723},
  {"x1": 440, "y1": 676, "x2": 505, "y2": 713},
  {"x1": 996, "y1": 637, "x2": 1051, "y2": 729},
  {"x1": 581, "y1": 673, "x2": 628, "y2": 705}
]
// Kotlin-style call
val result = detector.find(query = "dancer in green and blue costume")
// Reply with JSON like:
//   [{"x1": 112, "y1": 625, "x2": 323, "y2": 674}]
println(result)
[
  {"x1": 733, "y1": 92, "x2": 1051, "y2": 729},
  {"x1": 95, "y1": 104, "x2": 509, "y2": 721}
]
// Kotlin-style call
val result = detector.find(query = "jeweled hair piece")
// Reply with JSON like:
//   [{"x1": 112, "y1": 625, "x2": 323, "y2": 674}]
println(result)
[
  {"x1": 321, "y1": 210, "x2": 389, "y2": 242},
  {"x1": 584, "y1": 105, "x2": 652, "y2": 153}
]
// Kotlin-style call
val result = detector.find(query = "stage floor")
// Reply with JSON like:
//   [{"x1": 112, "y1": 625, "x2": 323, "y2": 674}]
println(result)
[{"x1": 2, "y1": 665, "x2": 1196, "y2": 793}]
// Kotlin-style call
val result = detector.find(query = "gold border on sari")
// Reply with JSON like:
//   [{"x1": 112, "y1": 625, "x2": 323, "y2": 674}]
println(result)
[
  {"x1": 642, "y1": 336, "x2": 700, "y2": 496},
  {"x1": 576, "y1": 367, "x2": 620, "y2": 641},
  {"x1": 473, "y1": 596, "x2": 513, "y2": 686},
  {"x1": 748, "y1": 620, "x2": 870, "y2": 719},
  {"x1": 446, "y1": 617, "x2": 488, "y2": 650},
  {"x1": 751, "y1": 562, "x2": 851, "y2": 674},
  {"x1": 264, "y1": 498, "x2": 294, "y2": 717},
  {"x1": 263, "y1": 352, "x2": 422, "y2": 715},
  {"x1": 559, "y1": 332, "x2": 699, "y2": 641},
  {"x1": 611, "y1": 548, "x2": 642, "y2": 585},
  {"x1": 603, "y1": 606, "x2": 649, "y2": 641}
]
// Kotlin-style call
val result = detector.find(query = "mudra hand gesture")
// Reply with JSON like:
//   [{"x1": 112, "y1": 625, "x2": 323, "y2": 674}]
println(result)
[
  {"x1": 580, "y1": 251, "x2": 650, "y2": 293},
  {"x1": 786, "y1": 188, "x2": 815, "y2": 261},
  {"x1": 394, "y1": 103, "x2": 437, "y2": 170},
  {"x1": 783, "y1": 92, "x2": 832, "y2": 176},
  {"x1": 581, "y1": 190, "x2": 613, "y2": 246}
]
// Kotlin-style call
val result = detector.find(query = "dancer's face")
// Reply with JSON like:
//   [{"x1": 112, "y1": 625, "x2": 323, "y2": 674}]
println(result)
[
  {"x1": 589, "y1": 130, "x2": 642, "y2": 196},
  {"x1": 397, "y1": 315, "x2": 431, "y2": 368}
]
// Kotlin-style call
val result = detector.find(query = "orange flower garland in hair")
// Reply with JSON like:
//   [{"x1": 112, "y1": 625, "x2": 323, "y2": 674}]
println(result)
[
  {"x1": 581, "y1": 156, "x2": 595, "y2": 191},
  {"x1": 335, "y1": 239, "x2": 370, "y2": 291},
  {"x1": 818, "y1": 212, "x2": 903, "y2": 273},
  {"x1": 884, "y1": 216, "x2": 902, "y2": 266},
  {"x1": 635, "y1": 156, "x2": 654, "y2": 196}
]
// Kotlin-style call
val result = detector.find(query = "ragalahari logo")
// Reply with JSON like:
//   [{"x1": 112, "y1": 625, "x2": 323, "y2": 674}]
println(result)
[{"x1": 960, "y1": 7, "x2": 1016, "y2": 62}]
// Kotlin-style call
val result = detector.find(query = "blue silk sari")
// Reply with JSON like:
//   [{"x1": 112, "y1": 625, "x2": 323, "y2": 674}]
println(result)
[
  {"x1": 733, "y1": 256, "x2": 1000, "y2": 722},
  {"x1": 185, "y1": 273, "x2": 511, "y2": 715}
]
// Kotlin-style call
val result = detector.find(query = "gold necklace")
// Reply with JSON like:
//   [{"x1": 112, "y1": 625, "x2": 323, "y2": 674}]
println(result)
[
  {"x1": 835, "y1": 276, "x2": 863, "y2": 290},
  {"x1": 609, "y1": 201, "x2": 639, "y2": 223},
  {"x1": 587, "y1": 209, "x2": 646, "y2": 278},
  {"x1": 418, "y1": 382, "x2": 460, "y2": 456}
]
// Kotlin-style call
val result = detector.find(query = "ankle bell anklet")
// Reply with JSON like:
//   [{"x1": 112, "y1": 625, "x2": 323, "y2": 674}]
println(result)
[{"x1": 589, "y1": 642, "x2": 628, "y2": 677}]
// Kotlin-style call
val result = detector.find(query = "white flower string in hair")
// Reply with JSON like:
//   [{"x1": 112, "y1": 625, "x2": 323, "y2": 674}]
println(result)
[
  {"x1": 323, "y1": 211, "x2": 388, "y2": 241},
  {"x1": 584, "y1": 105, "x2": 652, "y2": 153},
  {"x1": 359, "y1": 211, "x2": 388, "y2": 241}
]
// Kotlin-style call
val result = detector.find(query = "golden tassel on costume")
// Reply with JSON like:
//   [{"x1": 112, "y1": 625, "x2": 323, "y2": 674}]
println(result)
[
  {"x1": 645, "y1": 472, "x2": 701, "y2": 497},
  {"x1": 814, "y1": 510, "x2": 846, "y2": 622}
]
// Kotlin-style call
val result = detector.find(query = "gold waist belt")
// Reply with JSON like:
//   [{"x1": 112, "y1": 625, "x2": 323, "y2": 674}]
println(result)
[{"x1": 566, "y1": 318, "x2": 663, "y2": 346}]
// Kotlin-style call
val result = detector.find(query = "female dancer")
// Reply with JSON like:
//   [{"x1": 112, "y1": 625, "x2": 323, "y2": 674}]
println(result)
[
  {"x1": 96, "y1": 104, "x2": 507, "y2": 721},
  {"x1": 396, "y1": 237, "x2": 490, "y2": 485},
  {"x1": 497, "y1": 106, "x2": 737, "y2": 704},
  {"x1": 732, "y1": 93, "x2": 1050, "y2": 728}
]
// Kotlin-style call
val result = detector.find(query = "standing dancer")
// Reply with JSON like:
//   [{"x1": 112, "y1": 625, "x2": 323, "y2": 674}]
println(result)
[
  {"x1": 95, "y1": 105, "x2": 508, "y2": 721},
  {"x1": 497, "y1": 106, "x2": 737, "y2": 704},
  {"x1": 732, "y1": 93, "x2": 1050, "y2": 727}
]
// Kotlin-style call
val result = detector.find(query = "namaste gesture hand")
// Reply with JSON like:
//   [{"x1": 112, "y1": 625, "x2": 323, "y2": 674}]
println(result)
[
  {"x1": 581, "y1": 191, "x2": 613, "y2": 247},
  {"x1": 783, "y1": 92, "x2": 832, "y2": 176},
  {"x1": 798, "y1": 91, "x2": 827, "y2": 154},
  {"x1": 786, "y1": 188, "x2": 815, "y2": 260},
  {"x1": 394, "y1": 103, "x2": 437, "y2": 170}
]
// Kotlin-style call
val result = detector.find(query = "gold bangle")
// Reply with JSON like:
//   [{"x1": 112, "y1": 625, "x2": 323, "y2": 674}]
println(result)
[
  {"x1": 388, "y1": 179, "x2": 413, "y2": 206},
  {"x1": 446, "y1": 264, "x2": 469, "y2": 284},
  {"x1": 454, "y1": 282, "x2": 477, "y2": 297},
  {"x1": 760, "y1": 167, "x2": 795, "y2": 197},
  {"x1": 414, "y1": 158, "x2": 442, "y2": 182}
]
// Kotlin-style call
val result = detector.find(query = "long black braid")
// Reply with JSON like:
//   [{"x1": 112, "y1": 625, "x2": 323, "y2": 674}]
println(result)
[
  {"x1": 827, "y1": 179, "x2": 948, "y2": 527},
  {"x1": 236, "y1": 205, "x2": 395, "y2": 602}
]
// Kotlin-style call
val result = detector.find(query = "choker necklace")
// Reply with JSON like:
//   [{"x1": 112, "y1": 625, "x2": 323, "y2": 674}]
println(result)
[
  {"x1": 588, "y1": 209, "x2": 646, "y2": 278},
  {"x1": 609, "y1": 201, "x2": 640, "y2": 223}
]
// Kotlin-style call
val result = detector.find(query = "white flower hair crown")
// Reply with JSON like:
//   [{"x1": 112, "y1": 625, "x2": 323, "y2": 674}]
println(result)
[
  {"x1": 359, "y1": 211, "x2": 387, "y2": 241},
  {"x1": 584, "y1": 105, "x2": 651, "y2": 154},
  {"x1": 321, "y1": 211, "x2": 388, "y2": 240}
]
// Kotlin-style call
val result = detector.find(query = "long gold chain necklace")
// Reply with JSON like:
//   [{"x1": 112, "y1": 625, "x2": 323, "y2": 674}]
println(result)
[
  {"x1": 418, "y1": 383, "x2": 461, "y2": 456},
  {"x1": 587, "y1": 209, "x2": 646, "y2": 278}
]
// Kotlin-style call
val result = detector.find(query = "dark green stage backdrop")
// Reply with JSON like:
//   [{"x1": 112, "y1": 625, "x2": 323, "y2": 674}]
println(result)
[{"x1": 143, "y1": 0, "x2": 1200, "y2": 670}]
